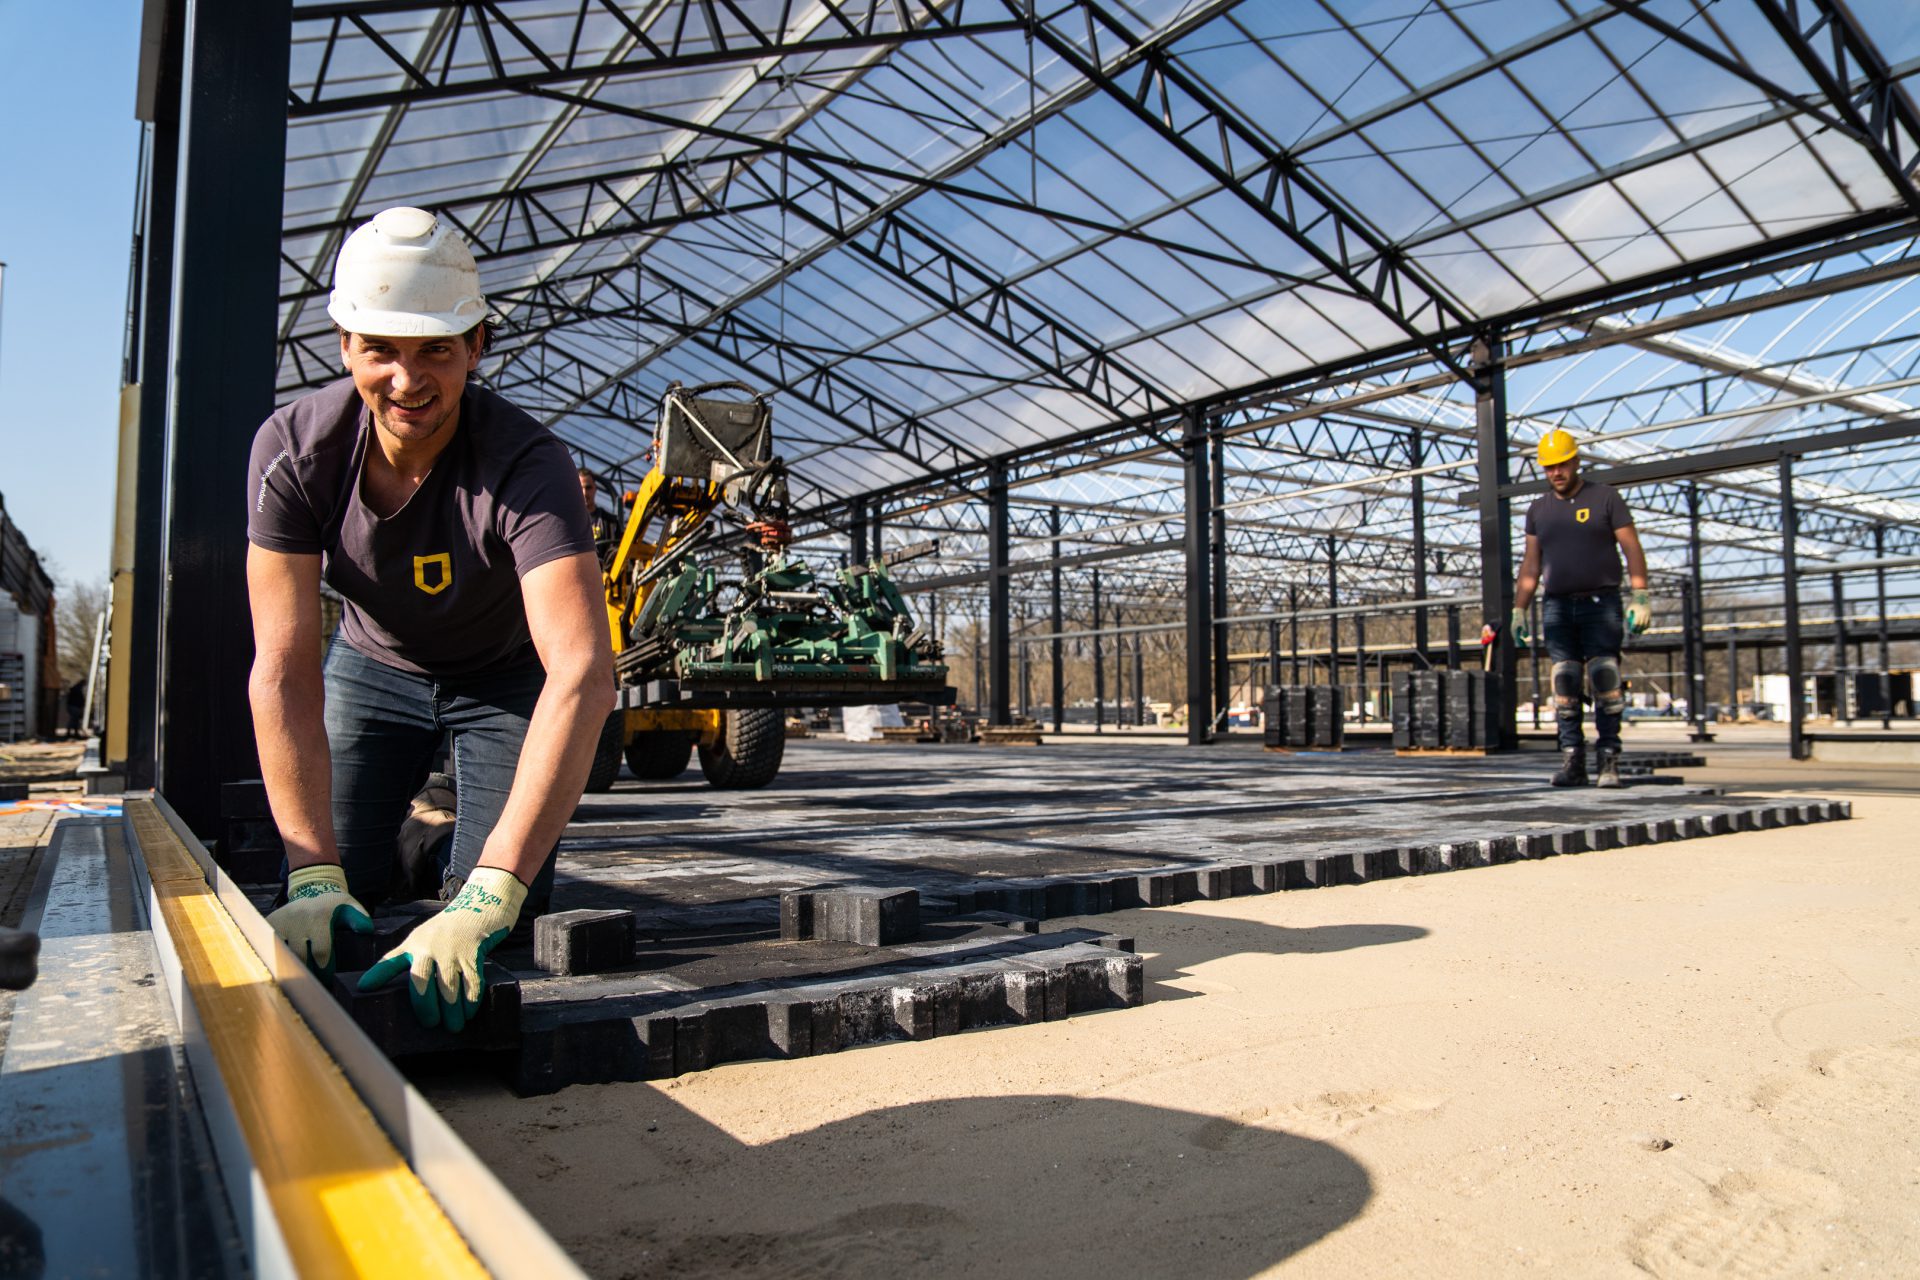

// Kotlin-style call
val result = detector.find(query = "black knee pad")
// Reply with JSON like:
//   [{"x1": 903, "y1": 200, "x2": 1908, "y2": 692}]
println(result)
[
  {"x1": 1588, "y1": 656, "x2": 1625, "y2": 714},
  {"x1": 1551, "y1": 660, "x2": 1583, "y2": 712}
]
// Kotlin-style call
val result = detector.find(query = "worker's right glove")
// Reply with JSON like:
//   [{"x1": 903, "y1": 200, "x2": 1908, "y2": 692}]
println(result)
[
  {"x1": 358, "y1": 867, "x2": 525, "y2": 1031},
  {"x1": 1508, "y1": 606, "x2": 1532, "y2": 648},
  {"x1": 266, "y1": 863, "x2": 372, "y2": 977},
  {"x1": 1626, "y1": 590, "x2": 1653, "y2": 635}
]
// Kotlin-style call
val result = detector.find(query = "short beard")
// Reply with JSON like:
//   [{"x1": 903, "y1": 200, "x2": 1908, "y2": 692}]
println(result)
[{"x1": 373, "y1": 394, "x2": 458, "y2": 442}]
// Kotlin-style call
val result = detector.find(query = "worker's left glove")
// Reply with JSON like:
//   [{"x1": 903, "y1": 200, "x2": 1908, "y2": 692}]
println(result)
[
  {"x1": 1508, "y1": 606, "x2": 1531, "y2": 648},
  {"x1": 1625, "y1": 590, "x2": 1653, "y2": 635},
  {"x1": 358, "y1": 867, "x2": 525, "y2": 1031}
]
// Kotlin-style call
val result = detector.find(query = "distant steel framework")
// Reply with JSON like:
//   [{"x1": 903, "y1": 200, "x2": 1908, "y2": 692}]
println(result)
[{"x1": 123, "y1": 0, "x2": 1920, "y2": 832}]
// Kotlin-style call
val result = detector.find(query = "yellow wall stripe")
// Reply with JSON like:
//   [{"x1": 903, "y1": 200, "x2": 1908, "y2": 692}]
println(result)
[{"x1": 129, "y1": 800, "x2": 488, "y2": 1278}]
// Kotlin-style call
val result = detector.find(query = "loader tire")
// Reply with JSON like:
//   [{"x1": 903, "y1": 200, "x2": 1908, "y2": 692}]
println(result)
[
  {"x1": 698, "y1": 708, "x2": 785, "y2": 789},
  {"x1": 583, "y1": 712, "x2": 626, "y2": 793},
  {"x1": 624, "y1": 730, "x2": 692, "y2": 781}
]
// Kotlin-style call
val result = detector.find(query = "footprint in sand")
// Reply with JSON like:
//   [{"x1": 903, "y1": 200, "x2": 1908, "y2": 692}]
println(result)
[
  {"x1": 1750, "y1": 1037, "x2": 1920, "y2": 1143},
  {"x1": 1626, "y1": 1168, "x2": 1840, "y2": 1279}
]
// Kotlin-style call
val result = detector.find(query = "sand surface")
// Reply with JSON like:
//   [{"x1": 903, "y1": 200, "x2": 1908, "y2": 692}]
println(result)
[{"x1": 428, "y1": 750, "x2": 1920, "y2": 1278}]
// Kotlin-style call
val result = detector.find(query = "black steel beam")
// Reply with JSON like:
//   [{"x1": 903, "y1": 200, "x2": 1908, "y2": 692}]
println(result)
[
  {"x1": 287, "y1": 0, "x2": 1032, "y2": 116},
  {"x1": 161, "y1": 0, "x2": 290, "y2": 836},
  {"x1": 1029, "y1": 3, "x2": 1474, "y2": 381},
  {"x1": 1502, "y1": 417, "x2": 1920, "y2": 498},
  {"x1": 1209, "y1": 433, "x2": 1229, "y2": 719}
]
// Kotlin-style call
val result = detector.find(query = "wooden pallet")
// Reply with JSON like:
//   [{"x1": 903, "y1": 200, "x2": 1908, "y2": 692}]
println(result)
[
  {"x1": 978, "y1": 727, "x2": 1044, "y2": 746},
  {"x1": 1394, "y1": 746, "x2": 1489, "y2": 757}
]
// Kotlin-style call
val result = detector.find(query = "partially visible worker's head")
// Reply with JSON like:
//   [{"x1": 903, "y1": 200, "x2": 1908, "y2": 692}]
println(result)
[
  {"x1": 329, "y1": 207, "x2": 489, "y2": 445},
  {"x1": 577, "y1": 467, "x2": 598, "y2": 511},
  {"x1": 1536, "y1": 429, "x2": 1580, "y2": 496}
]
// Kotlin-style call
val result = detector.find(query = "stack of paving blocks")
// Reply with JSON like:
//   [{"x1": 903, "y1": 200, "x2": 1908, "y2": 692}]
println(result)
[
  {"x1": 1262, "y1": 685, "x2": 1344, "y2": 750},
  {"x1": 1392, "y1": 670, "x2": 1499, "y2": 750}
]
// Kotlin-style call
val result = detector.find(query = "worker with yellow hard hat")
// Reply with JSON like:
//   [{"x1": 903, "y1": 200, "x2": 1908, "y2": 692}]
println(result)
[{"x1": 1510, "y1": 429, "x2": 1651, "y2": 788}]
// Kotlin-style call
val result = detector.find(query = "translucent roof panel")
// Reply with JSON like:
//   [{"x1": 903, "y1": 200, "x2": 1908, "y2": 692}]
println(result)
[{"x1": 278, "y1": 0, "x2": 1920, "y2": 507}]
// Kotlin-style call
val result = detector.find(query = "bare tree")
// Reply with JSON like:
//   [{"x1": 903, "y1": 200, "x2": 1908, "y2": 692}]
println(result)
[{"x1": 54, "y1": 575, "x2": 110, "y2": 688}]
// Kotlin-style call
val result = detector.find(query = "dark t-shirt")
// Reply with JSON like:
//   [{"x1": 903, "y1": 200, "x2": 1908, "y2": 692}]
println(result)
[
  {"x1": 246, "y1": 379, "x2": 595, "y2": 676},
  {"x1": 1524, "y1": 480, "x2": 1633, "y2": 596}
]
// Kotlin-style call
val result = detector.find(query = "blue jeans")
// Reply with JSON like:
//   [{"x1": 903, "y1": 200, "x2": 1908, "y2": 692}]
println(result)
[
  {"x1": 311, "y1": 638, "x2": 556, "y2": 908},
  {"x1": 1542, "y1": 592, "x2": 1625, "y2": 754}
]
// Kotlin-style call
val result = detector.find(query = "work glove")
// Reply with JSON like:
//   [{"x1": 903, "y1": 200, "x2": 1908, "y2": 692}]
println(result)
[
  {"x1": 1508, "y1": 606, "x2": 1531, "y2": 648},
  {"x1": 358, "y1": 866, "x2": 525, "y2": 1031},
  {"x1": 1626, "y1": 590, "x2": 1653, "y2": 635},
  {"x1": 266, "y1": 864, "x2": 372, "y2": 977}
]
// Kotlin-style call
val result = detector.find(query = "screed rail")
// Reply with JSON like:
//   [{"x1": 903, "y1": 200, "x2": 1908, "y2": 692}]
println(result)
[{"x1": 122, "y1": 795, "x2": 583, "y2": 1278}]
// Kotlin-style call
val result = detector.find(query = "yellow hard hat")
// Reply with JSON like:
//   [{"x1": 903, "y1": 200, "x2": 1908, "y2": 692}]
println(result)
[{"x1": 1537, "y1": 429, "x2": 1579, "y2": 467}]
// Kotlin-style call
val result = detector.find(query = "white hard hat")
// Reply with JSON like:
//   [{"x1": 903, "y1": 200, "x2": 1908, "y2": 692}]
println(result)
[{"x1": 327, "y1": 206, "x2": 489, "y2": 337}]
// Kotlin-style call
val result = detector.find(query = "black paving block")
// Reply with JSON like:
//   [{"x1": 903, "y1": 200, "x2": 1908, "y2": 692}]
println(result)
[
  {"x1": 1519, "y1": 833, "x2": 1554, "y2": 859},
  {"x1": 1044, "y1": 879, "x2": 1113, "y2": 917},
  {"x1": 956, "y1": 972, "x2": 1008, "y2": 1031},
  {"x1": 1617, "y1": 822, "x2": 1650, "y2": 847},
  {"x1": 1350, "y1": 849, "x2": 1395, "y2": 881},
  {"x1": 1588, "y1": 826, "x2": 1620, "y2": 852},
  {"x1": 1553, "y1": 829, "x2": 1591, "y2": 855},
  {"x1": 534, "y1": 908, "x2": 636, "y2": 976},
  {"x1": 1304, "y1": 854, "x2": 1352, "y2": 887},
  {"x1": 1154, "y1": 870, "x2": 1203, "y2": 905},
  {"x1": 1093, "y1": 935, "x2": 1135, "y2": 953},
  {"x1": 1246, "y1": 863, "x2": 1284, "y2": 892},
  {"x1": 781, "y1": 887, "x2": 920, "y2": 946},
  {"x1": 1483, "y1": 835, "x2": 1520, "y2": 864},
  {"x1": 1673, "y1": 815, "x2": 1704, "y2": 840},
  {"x1": 1705, "y1": 813, "x2": 1735, "y2": 836},
  {"x1": 509, "y1": 1013, "x2": 663, "y2": 1095},
  {"x1": 972, "y1": 882, "x2": 1043, "y2": 918},
  {"x1": 766, "y1": 1000, "x2": 813, "y2": 1058},
  {"x1": 1828, "y1": 800, "x2": 1853, "y2": 821},
  {"x1": 332, "y1": 962, "x2": 520, "y2": 1057},
  {"x1": 0, "y1": 782, "x2": 28, "y2": 802}
]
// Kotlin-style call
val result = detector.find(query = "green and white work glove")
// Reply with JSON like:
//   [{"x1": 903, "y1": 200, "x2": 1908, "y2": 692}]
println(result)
[
  {"x1": 266, "y1": 864, "x2": 373, "y2": 977},
  {"x1": 358, "y1": 866, "x2": 526, "y2": 1031},
  {"x1": 1626, "y1": 589, "x2": 1653, "y2": 635},
  {"x1": 1508, "y1": 606, "x2": 1532, "y2": 647}
]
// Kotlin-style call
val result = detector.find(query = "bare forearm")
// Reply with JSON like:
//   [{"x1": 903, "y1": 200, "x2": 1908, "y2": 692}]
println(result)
[
  {"x1": 250, "y1": 662, "x2": 337, "y2": 869},
  {"x1": 1625, "y1": 547, "x2": 1648, "y2": 591},
  {"x1": 476, "y1": 667, "x2": 614, "y2": 885},
  {"x1": 1514, "y1": 571, "x2": 1539, "y2": 611}
]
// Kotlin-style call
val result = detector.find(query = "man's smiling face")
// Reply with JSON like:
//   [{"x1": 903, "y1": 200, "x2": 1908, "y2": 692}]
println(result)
[{"x1": 341, "y1": 328, "x2": 482, "y2": 446}]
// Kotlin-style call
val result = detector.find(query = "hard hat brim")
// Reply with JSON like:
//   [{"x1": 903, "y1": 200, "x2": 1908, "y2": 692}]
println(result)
[{"x1": 327, "y1": 297, "x2": 484, "y2": 338}]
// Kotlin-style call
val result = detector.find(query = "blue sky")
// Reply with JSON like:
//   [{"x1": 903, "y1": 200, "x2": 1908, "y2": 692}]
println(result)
[{"x1": 0, "y1": 1, "x2": 143, "y2": 589}]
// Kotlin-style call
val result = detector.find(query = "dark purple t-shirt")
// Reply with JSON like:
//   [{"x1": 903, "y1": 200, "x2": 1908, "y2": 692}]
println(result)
[
  {"x1": 1524, "y1": 480, "x2": 1633, "y2": 596},
  {"x1": 246, "y1": 378, "x2": 594, "y2": 676}
]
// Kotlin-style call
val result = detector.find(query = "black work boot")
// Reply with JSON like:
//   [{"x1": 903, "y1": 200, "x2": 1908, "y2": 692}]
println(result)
[
  {"x1": 1595, "y1": 747, "x2": 1623, "y2": 789},
  {"x1": 1550, "y1": 747, "x2": 1588, "y2": 788}
]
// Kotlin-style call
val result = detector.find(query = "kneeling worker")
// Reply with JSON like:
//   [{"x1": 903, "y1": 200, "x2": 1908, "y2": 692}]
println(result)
[
  {"x1": 1510, "y1": 430, "x2": 1651, "y2": 788},
  {"x1": 247, "y1": 207, "x2": 614, "y2": 1028}
]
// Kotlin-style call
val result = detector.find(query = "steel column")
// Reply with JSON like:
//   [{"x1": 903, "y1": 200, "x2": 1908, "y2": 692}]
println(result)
[
  {"x1": 849, "y1": 498, "x2": 868, "y2": 564},
  {"x1": 1092, "y1": 569, "x2": 1105, "y2": 734},
  {"x1": 1354, "y1": 613, "x2": 1367, "y2": 724},
  {"x1": 1049, "y1": 505, "x2": 1064, "y2": 733},
  {"x1": 1326, "y1": 537, "x2": 1340, "y2": 692},
  {"x1": 158, "y1": 0, "x2": 291, "y2": 835},
  {"x1": 1832, "y1": 572, "x2": 1848, "y2": 723},
  {"x1": 1529, "y1": 599, "x2": 1543, "y2": 728},
  {"x1": 1727, "y1": 608, "x2": 1739, "y2": 712},
  {"x1": 1686, "y1": 484, "x2": 1713, "y2": 741},
  {"x1": 1133, "y1": 624, "x2": 1146, "y2": 726},
  {"x1": 1473, "y1": 335, "x2": 1518, "y2": 749},
  {"x1": 1288, "y1": 584, "x2": 1301, "y2": 686},
  {"x1": 988, "y1": 466, "x2": 1010, "y2": 725},
  {"x1": 125, "y1": 0, "x2": 186, "y2": 789},
  {"x1": 1411, "y1": 427, "x2": 1430, "y2": 665},
  {"x1": 1183, "y1": 411, "x2": 1213, "y2": 745},
  {"x1": 1210, "y1": 433, "x2": 1229, "y2": 721},
  {"x1": 1782, "y1": 457, "x2": 1805, "y2": 759},
  {"x1": 1876, "y1": 525, "x2": 1892, "y2": 728}
]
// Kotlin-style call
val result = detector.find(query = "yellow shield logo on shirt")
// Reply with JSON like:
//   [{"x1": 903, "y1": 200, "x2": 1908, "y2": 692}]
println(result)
[
  {"x1": 413, "y1": 553, "x2": 452, "y2": 595},
  {"x1": 1575, "y1": 507, "x2": 1591, "y2": 524}
]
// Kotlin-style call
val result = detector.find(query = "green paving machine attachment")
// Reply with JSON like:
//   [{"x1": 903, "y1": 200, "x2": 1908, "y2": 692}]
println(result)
[{"x1": 591, "y1": 380, "x2": 953, "y2": 790}]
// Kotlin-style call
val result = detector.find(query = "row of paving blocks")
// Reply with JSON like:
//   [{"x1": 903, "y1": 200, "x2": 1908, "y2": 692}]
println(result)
[{"x1": 320, "y1": 796, "x2": 1848, "y2": 1094}]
